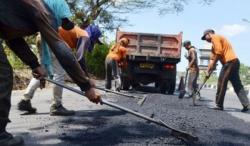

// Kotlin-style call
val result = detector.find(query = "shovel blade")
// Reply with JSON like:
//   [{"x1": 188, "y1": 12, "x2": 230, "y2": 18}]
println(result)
[
  {"x1": 178, "y1": 90, "x2": 186, "y2": 99},
  {"x1": 171, "y1": 130, "x2": 199, "y2": 142}
]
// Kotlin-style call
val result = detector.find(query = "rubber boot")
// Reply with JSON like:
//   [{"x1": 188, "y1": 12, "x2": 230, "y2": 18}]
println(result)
[
  {"x1": 238, "y1": 89, "x2": 250, "y2": 112},
  {"x1": 115, "y1": 78, "x2": 121, "y2": 92}
]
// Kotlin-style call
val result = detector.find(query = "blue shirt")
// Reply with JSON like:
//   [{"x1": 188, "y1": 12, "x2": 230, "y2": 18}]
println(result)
[
  {"x1": 43, "y1": 0, "x2": 72, "y2": 27},
  {"x1": 41, "y1": 0, "x2": 72, "y2": 73}
]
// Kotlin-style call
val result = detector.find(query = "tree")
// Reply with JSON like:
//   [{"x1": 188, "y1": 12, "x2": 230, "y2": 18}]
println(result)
[
  {"x1": 240, "y1": 63, "x2": 250, "y2": 85},
  {"x1": 66, "y1": 0, "x2": 215, "y2": 30},
  {"x1": 66, "y1": 0, "x2": 153, "y2": 30},
  {"x1": 158, "y1": 0, "x2": 215, "y2": 14}
]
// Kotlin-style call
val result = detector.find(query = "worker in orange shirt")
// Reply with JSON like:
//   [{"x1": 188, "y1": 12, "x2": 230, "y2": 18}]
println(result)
[
  {"x1": 201, "y1": 29, "x2": 249, "y2": 112},
  {"x1": 105, "y1": 38, "x2": 129, "y2": 91},
  {"x1": 59, "y1": 24, "x2": 103, "y2": 70}
]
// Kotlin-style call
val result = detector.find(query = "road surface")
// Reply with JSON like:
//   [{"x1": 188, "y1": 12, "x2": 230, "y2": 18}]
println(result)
[{"x1": 7, "y1": 81, "x2": 250, "y2": 146}]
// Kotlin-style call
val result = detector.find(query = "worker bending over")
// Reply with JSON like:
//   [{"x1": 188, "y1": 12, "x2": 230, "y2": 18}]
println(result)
[
  {"x1": 201, "y1": 29, "x2": 249, "y2": 112},
  {"x1": 105, "y1": 38, "x2": 129, "y2": 91}
]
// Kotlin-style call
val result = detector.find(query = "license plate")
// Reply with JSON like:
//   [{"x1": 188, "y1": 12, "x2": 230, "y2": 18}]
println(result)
[{"x1": 139, "y1": 63, "x2": 154, "y2": 69}]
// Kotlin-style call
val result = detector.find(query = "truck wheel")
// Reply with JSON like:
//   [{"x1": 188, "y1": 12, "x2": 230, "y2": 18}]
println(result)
[
  {"x1": 159, "y1": 80, "x2": 167, "y2": 94},
  {"x1": 155, "y1": 82, "x2": 159, "y2": 88},
  {"x1": 167, "y1": 78, "x2": 176, "y2": 95},
  {"x1": 121, "y1": 77, "x2": 130, "y2": 90}
]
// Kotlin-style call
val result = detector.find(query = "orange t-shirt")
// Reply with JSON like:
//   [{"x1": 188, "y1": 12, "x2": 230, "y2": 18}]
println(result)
[
  {"x1": 210, "y1": 34, "x2": 237, "y2": 64},
  {"x1": 106, "y1": 45, "x2": 127, "y2": 61},
  {"x1": 59, "y1": 26, "x2": 89, "y2": 49}
]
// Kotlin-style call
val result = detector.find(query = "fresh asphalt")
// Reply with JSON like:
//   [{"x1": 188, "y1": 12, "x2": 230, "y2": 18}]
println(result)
[{"x1": 7, "y1": 81, "x2": 250, "y2": 146}]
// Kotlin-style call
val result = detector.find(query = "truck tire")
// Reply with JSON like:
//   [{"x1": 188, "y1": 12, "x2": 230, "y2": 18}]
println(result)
[
  {"x1": 159, "y1": 80, "x2": 168, "y2": 94},
  {"x1": 167, "y1": 78, "x2": 176, "y2": 95},
  {"x1": 121, "y1": 77, "x2": 130, "y2": 90},
  {"x1": 155, "y1": 82, "x2": 159, "y2": 88}
]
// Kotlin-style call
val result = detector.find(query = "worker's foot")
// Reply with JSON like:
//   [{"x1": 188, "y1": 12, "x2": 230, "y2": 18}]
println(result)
[
  {"x1": 213, "y1": 105, "x2": 224, "y2": 111},
  {"x1": 50, "y1": 104, "x2": 75, "y2": 116},
  {"x1": 114, "y1": 79, "x2": 121, "y2": 92},
  {"x1": 241, "y1": 106, "x2": 249, "y2": 113},
  {"x1": 0, "y1": 131, "x2": 24, "y2": 146},
  {"x1": 17, "y1": 99, "x2": 37, "y2": 113},
  {"x1": 115, "y1": 87, "x2": 121, "y2": 92}
]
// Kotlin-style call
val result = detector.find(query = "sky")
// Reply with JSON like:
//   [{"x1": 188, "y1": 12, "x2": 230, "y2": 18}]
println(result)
[{"x1": 106, "y1": 0, "x2": 250, "y2": 72}]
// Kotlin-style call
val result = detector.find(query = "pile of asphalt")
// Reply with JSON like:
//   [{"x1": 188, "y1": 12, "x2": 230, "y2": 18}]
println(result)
[{"x1": 58, "y1": 90, "x2": 250, "y2": 146}]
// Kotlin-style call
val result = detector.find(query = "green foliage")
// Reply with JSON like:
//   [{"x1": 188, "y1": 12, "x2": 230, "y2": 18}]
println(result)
[
  {"x1": 4, "y1": 48, "x2": 27, "y2": 69},
  {"x1": 199, "y1": 71, "x2": 218, "y2": 84},
  {"x1": 240, "y1": 63, "x2": 250, "y2": 85},
  {"x1": 198, "y1": 63, "x2": 250, "y2": 86},
  {"x1": 85, "y1": 43, "x2": 110, "y2": 78},
  {"x1": 66, "y1": 0, "x2": 214, "y2": 30},
  {"x1": 66, "y1": 0, "x2": 153, "y2": 30},
  {"x1": 3, "y1": 36, "x2": 37, "y2": 69}
]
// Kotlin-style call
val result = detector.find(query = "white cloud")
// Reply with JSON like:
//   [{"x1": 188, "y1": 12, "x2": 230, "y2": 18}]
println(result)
[{"x1": 219, "y1": 24, "x2": 248, "y2": 37}]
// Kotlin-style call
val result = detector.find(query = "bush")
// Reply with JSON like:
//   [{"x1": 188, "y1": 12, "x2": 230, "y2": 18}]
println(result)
[
  {"x1": 4, "y1": 48, "x2": 28, "y2": 69},
  {"x1": 85, "y1": 43, "x2": 110, "y2": 79},
  {"x1": 3, "y1": 36, "x2": 37, "y2": 70}
]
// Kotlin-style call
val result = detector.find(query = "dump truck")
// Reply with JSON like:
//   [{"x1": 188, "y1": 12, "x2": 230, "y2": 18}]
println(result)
[{"x1": 117, "y1": 31, "x2": 183, "y2": 94}]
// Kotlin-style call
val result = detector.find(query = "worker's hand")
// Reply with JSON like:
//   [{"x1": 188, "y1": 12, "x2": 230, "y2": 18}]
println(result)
[
  {"x1": 85, "y1": 88, "x2": 101, "y2": 104},
  {"x1": 207, "y1": 63, "x2": 215, "y2": 75},
  {"x1": 118, "y1": 62, "x2": 123, "y2": 68},
  {"x1": 186, "y1": 65, "x2": 192, "y2": 71},
  {"x1": 32, "y1": 66, "x2": 47, "y2": 89},
  {"x1": 89, "y1": 79, "x2": 96, "y2": 88},
  {"x1": 205, "y1": 71, "x2": 210, "y2": 79}
]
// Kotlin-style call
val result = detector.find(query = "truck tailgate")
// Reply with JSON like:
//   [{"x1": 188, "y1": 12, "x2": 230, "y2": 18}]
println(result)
[{"x1": 116, "y1": 31, "x2": 183, "y2": 60}]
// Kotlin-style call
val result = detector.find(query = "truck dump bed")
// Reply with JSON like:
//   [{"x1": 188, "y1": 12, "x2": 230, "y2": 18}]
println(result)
[{"x1": 116, "y1": 31, "x2": 183, "y2": 62}]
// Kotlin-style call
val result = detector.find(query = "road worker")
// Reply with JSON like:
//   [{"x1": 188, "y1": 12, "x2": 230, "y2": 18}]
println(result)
[
  {"x1": 105, "y1": 38, "x2": 129, "y2": 91},
  {"x1": 201, "y1": 29, "x2": 249, "y2": 112}
]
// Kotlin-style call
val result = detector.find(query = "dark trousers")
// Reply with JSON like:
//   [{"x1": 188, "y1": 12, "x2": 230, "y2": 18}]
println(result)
[
  {"x1": 105, "y1": 58, "x2": 120, "y2": 89},
  {"x1": 0, "y1": 43, "x2": 13, "y2": 132},
  {"x1": 216, "y1": 59, "x2": 249, "y2": 107},
  {"x1": 187, "y1": 70, "x2": 199, "y2": 95}
]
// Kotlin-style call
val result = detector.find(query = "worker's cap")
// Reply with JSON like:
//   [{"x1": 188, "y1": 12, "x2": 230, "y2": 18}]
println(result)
[
  {"x1": 86, "y1": 25, "x2": 103, "y2": 45},
  {"x1": 201, "y1": 29, "x2": 215, "y2": 40},
  {"x1": 119, "y1": 38, "x2": 130, "y2": 46},
  {"x1": 183, "y1": 40, "x2": 191, "y2": 47}
]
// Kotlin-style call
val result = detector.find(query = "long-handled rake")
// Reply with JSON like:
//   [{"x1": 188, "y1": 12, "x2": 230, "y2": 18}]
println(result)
[
  {"x1": 46, "y1": 78, "x2": 199, "y2": 142},
  {"x1": 95, "y1": 86, "x2": 147, "y2": 106}
]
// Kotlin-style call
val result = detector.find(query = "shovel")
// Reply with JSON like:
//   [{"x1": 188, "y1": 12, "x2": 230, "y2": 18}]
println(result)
[
  {"x1": 192, "y1": 72, "x2": 211, "y2": 105},
  {"x1": 178, "y1": 69, "x2": 189, "y2": 99},
  {"x1": 45, "y1": 78, "x2": 199, "y2": 142}
]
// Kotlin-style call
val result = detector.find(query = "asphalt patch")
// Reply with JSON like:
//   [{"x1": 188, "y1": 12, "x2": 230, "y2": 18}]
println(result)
[{"x1": 14, "y1": 89, "x2": 250, "y2": 146}]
